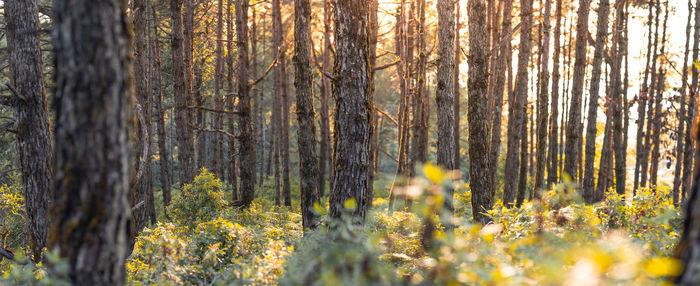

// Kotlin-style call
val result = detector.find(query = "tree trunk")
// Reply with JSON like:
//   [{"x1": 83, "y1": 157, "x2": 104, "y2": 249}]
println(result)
[
  {"x1": 640, "y1": 0, "x2": 661, "y2": 190},
  {"x1": 534, "y1": 0, "x2": 552, "y2": 194},
  {"x1": 467, "y1": 0, "x2": 492, "y2": 224},
  {"x1": 171, "y1": 0, "x2": 194, "y2": 184},
  {"x1": 674, "y1": 0, "x2": 694, "y2": 205},
  {"x1": 489, "y1": 0, "x2": 512, "y2": 195},
  {"x1": 547, "y1": 0, "x2": 563, "y2": 187},
  {"x1": 211, "y1": 0, "x2": 224, "y2": 177},
  {"x1": 272, "y1": 0, "x2": 291, "y2": 207},
  {"x1": 319, "y1": 0, "x2": 333, "y2": 199},
  {"x1": 503, "y1": 0, "x2": 532, "y2": 206},
  {"x1": 453, "y1": 1, "x2": 461, "y2": 173},
  {"x1": 436, "y1": 0, "x2": 456, "y2": 218},
  {"x1": 367, "y1": 0, "x2": 379, "y2": 211},
  {"x1": 329, "y1": 0, "x2": 372, "y2": 223},
  {"x1": 151, "y1": 7, "x2": 172, "y2": 211},
  {"x1": 294, "y1": 0, "x2": 320, "y2": 231},
  {"x1": 235, "y1": 0, "x2": 255, "y2": 207},
  {"x1": 227, "y1": 0, "x2": 238, "y2": 198},
  {"x1": 634, "y1": 1, "x2": 656, "y2": 192},
  {"x1": 610, "y1": 0, "x2": 627, "y2": 197},
  {"x1": 563, "y1": 0, "x2": 591, "y2": 182},
  {"x1": 650, "y1": 3, "x2": 669, "y2": 187},
  {"x1": 582, "y1": 0, "x2": 609, "y2": 202},
  {"x1": 682, "y1": 0, "x2": 700, "y2": 202},
  {"x1": 49, "y1": 0, "x2": 131, "y2": 283},
  {"x1": 410, "y1": 0, "x2": 428, "y2": 174},
  {"x1": 5, "y1": 0, "x2": 53, "y2": 263}
]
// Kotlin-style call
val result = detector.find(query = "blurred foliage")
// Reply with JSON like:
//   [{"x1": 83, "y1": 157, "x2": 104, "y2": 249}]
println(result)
[{"x1": 170, "y1": 168, "x2": 227, "y2": 226}]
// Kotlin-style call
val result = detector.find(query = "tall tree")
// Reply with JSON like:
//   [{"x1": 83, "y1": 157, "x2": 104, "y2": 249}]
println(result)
[
  {"x1": 634, "y1": 1, "x2": 656, "y2": 192},
  {"x1": 454, "y1": 1, "x2": 461, "y2": 172},
  {"x1": 272, "y1": 0, "x2": 291, "y2": 206},
  {"x1": 151, "y1": 6, "x2": 172, "y2": 211},
  {"x1": 294, "y1": 0, "x2": 320, "y2": 231},
  {"x1": 674, "y1": 0, "x2": 694, "y2": 204},
  {"x1": 640, "y1": 0, "x2": 661, "y2": 189},
  {"x1": 235, "y1": 0, "x2": 255, "y2": 207},
  {"x1": 649, "y1": 1, "x2": 668, "y2": 187},
  {"x1": 49, "y1": 0, "x2": 131, "y2": 283},
  {"x1": 489, "y1": 0, "x2": 513, "y2": 195},
  {"x1": 227, "y1": 0, "x2": 238, "y2": 198},
  {"x1": 563, "y1": 0, "x2": 591, "y2": 182},
  {"x1": 132, "y1": 0, "x2": 155, "y2": 236},
  {"x1": 467, "y1": 0, "x2": 492, "y2": 224},
  {"x1": 535, "y1": 0, "x2": 552, "y2": 193},
  {"x1": 5, "y1": 0, "x2": 53, "y2": 263},
  {"x1": 682, "y1": 0, "x2": 700, "y2": 200},
  {"x1": 582, "y1": 0, "x2": 609, "y2": 202},
  {"x1": 171, "y1": 0, "x2": 194, "y2": 184},
  {"x1": 503, "y1": 0, "x2": 532, "y2": 206},
  {"x1": 319, "y1": 0, "x2": 333, "y2": 198},
  {"x1": 328, "y1": 0, "x2": 372, "y2": 223},
  {"x1": 547, "y1": 0, "x2": 563, "y2": 186},
  {"x1": 212, "y1": 0, "x2": 225, "y2": 176},
  {"x1": 410, "y1": 0, "x2": 429, "y2": 173},
  {"x1": 436, "y1": 0, "x2": 456, "y2": 214}
]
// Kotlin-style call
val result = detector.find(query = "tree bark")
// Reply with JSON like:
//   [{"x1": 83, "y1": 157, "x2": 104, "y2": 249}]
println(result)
[
  {"x1": 489, "y1": 0, "x2": 512, "y2": 195},
  {"x1": 329, "y1": 0, "x2": 372, "y2": 223},
  {"x1": 674, "y1": 0, "x2": 694, "y2": 205},
  {"x1": 171, "y1": 0, "x2": 194, "y2": 184},
  {"x1": 319, "y1": 0, "x2": 332, "y2": 199},
  {"x1": 212, "y1": 0, "x2": 224, "y2": 177},
  {"x1": 227, "y1": 0, "x2": 238, "y2": 198},
  {"x1": 151, "y1": 7, "x2": 172, "y2": 211},
  {"x1": 535, "y1": 0, "x2": 552, "y2": 194},
  {"x1": 235, "y1": 0, "x2": 256, "y2": 207},
  {"x1": 563, "y1": 0, "x2": 591, "y2": 182},
  {"x1": 610, "y1": 0, "x2": 627, "y2": 197},
  {"x1": 49, "y1": 0, "x2": 131, "y2": 283},
  {"x1": 294, "y1": 0, "x2": 320, "y2": 231},
  {"x1": 547, "y1": 0, "x2": 563, "y2": 187},
  {"x1": 453, "y1": 1, "x2": 461, "y2": 173},
  {"x1": 436, "y1": 0, "x2": 456, "y2": 218},
  {"x1": 467, "y1": 0, "x2": 492, "y2": 224},
  {"x1": 503, "y1": 0, "x2": 532, "y2": 206},
  {"x1": 582, "y1": 0, "x2": 609, "y2": 202},
  {"x1": 5, "y1": 0, "x2": 53, "y2": 263},
  {"x1": 682, "y1": 0, "x2": 700, "y2": 202},
  {"x1": 272, "y1": 0, "x2": 291, "y2": 207},
  {"x1": 649, "y1": 2, "x2": 668, "y2": 187}
]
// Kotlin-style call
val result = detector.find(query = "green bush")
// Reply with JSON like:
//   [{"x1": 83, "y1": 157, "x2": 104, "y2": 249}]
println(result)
[{"x1": 170, "y1": 168, "x2": 227, "y2": 226}]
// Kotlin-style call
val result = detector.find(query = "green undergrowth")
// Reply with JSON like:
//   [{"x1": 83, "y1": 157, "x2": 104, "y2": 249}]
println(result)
[{"x1": 0, "y1": 167, "x2": 685, "y2": 285}]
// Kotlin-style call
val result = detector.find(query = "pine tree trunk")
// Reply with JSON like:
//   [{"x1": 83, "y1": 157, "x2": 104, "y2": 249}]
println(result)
[
  {"x1": 563, "y1": 0, "x2": 591, "y2": 182},
  {"x1": 319, "y1": 0, "x2": 333, "y2": 199},
  {"x1": 467, "y1": 0, "x2": 492, "y2": 224},
  {"x1": 294, "y1": 0, "x2": 320, "y2": 231},
  {"x1": 410, "y1": 0, "x2": 428, "y2": 173},
  {"x1": 211, "y1": 0, "x2": 224, "y2": 177},
  {"x1": 5, "y1": 0, "x2": 53, "y2": 263},
  {"x1": 367, "y1": 0, "x2": 379, "y2": 210},
  {"x1": 640, "y1": 0, "x2": 661, "y2": 190},
  {"x1": 503, "y1": 0, "x2": 532, "y2": 206},
  {"x1": 682, "y1": 0, "x2": 700, "y2": 202},
  {"x1": 171, "y1": 0, "x2": 194, "y2": 184},
  {"x1": 674, "y1": 0, "x2": 693, "y2": 205},
  {"x1": 151, "y1": 7, "x2": 172, "y2": 210},
  {"x1": 582, "y1": 0, "x2": 609, "y2": 202},
  {"x1": 453, "y1": 1, "x2": 461, "y2": 173},
  {"x1": 650, "y1": 4, "x2": 669, "y2": 187},
  {"x1": 272, "y1": 0, "x2": 291, "y2": 207},
  {"x1": 547, "y1": 0, "x2": 563, "y2": 187},
  {"x1": 227, "y1": 0, "x2": 238, "y2": 198},
  {"x1": 50, "y1": 0, "x2": 131, "y2": 283},
  {"x1": 534, "y1": 0, "x2": 552, "y2": 194},
  {"x1": 634, "y1": 2, "x2": 656, "y2": 192},
  {"x1": 610, "y1": 0, "x2": 627, "y2": 197},
  {"x1": 235, "y1": 0, "x2": 255, "y2": 207},
  {"x1": 329, "y1": 0, "x2": 372, "y2": 223},
  {"x1": 489, "y1": 0, "x2": 512, "y2": 195}
]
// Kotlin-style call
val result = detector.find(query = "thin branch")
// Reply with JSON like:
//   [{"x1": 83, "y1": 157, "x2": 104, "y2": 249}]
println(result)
[
  {"x1": 250, "y1": 58, "x2": 277, "y2": 87},
  {"x1": 375, "y1": 107, "x2": 399, "y2": 126},
  {"x1": 374, "y1": 60, "x2": 400, "y2": 72},
  {"x1": 5, "y1": 84, "x2": 26, "y2": 102}
]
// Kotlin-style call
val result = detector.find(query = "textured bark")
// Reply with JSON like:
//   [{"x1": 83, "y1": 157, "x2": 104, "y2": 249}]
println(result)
[
  {"x1": 227, "y1": 0, "x2": 238, "y2": 198},
  {"x1": 547, "y1": 0, "x2": 563, "y2": 187},
  {"x1": 682, "y1": 0, "x2": 700, "y2": 201},
  {"x1": 489, "y1": 0, "x2": 512, "y2": 195},
  {"x1": 563, "y1": 0, "x2": 591, "y2": 181},
  {"x1": 503, "y1": 0, "x2": 532, "y2": 206},
  {"x1": 389, "y1": 0, "x2": 410, "y2": 211},
  {"x1": 294, "y1": 0, "x2": 320, "y2": 231},
  {"x1": 319, "y1": 0, "x2": 332, "y2": 199},
  {"x1": 641, "y1": 0, "x2": 661, "y2": 189},
  {"x1": 516, "y1": 103, "x2": 528, "y2": 207},
  {"x1": 49, "y1": 0, "x2": 131, "y2": 283},
  {"x1": 582, "y1": 0, "x2": 609, "y2": 202},
  {"x1": 171, "y1": 0, "x2": 194, "y2": 184},
  {"x1": 251, "y1": 3, "x2": 260, "y2": 185},
  {"x1": 236, "y1": 0, "x2": 256, "y2": 207},
  {"x1": 453, "y1": 1, "x2": 461, "y2": 172},
  {"x1": 467, "y1": 0, "x2": 492, "y2": 224},
  {"x1": 634, "y1": 2, "x2": 656, "y2": 192},
  {"x1": 610, "y1": 0, "x2": 626, "y2": 197},
  {"x1": 367, "y1": 0, "x2": 379, "y2": 211},
  {"x1": 5, "y1": 0, "x2": 53, "y2": 263},
  {"x1": 151, "y1": 7, "x2": 172, "y2": 210},
  {"x1": 132, "y1": 0, "x2": 154, "y2": 235},
  {"x1": 649, "y1": 4, "x2": 668, "y2": 187},
  {"x1": 534, "y1": 0, "x2": 552, "y2": 194},
  {"x1": 272, "y1": 0, "x2": 291, "y2": 207},
  {"x1": 674, "y1": 0, "x2": 694, "y2": 204},
  {"x1": 211, "y1": 0, "x2": 224, "y2": 176},
  {"x1": 329, "y1": 0, "x2": 371, "y2": 223},
  {"x1": 410, "y1": 0, "x2": 428, "y2": 173},
  {"x1": 436, "y1": 0, "x2": 456, "y2": 173}
]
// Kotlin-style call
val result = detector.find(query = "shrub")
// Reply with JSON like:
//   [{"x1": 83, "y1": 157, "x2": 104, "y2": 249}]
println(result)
[{"x1": 170, "y1": 168, "x2": 227, "y2": 226}]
